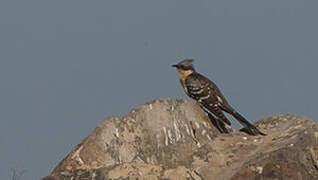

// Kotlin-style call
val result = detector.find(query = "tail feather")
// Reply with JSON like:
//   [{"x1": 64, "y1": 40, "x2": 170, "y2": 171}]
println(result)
[
  {"x1": 220, "y1": 105, "x2": 266, "y2": 136},
  {"x1": 232, "y1": 111, "x2": 266, "y2": 136}
]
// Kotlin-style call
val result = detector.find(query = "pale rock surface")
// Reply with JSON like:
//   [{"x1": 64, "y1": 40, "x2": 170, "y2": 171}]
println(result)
[{"x1": 42, "y1": 99, "x2": 318, "y2": 180}]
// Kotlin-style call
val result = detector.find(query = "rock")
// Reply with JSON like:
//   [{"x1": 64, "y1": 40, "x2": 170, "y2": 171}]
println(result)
[{"x1": 42, "y1": 99, "x2": 318, "y2": 180}]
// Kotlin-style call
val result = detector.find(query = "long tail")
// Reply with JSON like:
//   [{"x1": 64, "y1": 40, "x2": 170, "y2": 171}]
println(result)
[{"x1": 220, "y1": 105, "x2": 266, "y2": 136}]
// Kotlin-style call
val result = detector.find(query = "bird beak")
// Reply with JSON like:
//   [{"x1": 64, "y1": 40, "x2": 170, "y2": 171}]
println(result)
[{"x1": 171, "y1": 64, "x2": 178, "y2": 68}]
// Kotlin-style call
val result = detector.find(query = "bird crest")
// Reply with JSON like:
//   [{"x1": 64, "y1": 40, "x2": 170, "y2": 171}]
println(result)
[{"x1": 172, "y1": 59, "x2": 195, "y2": 71}]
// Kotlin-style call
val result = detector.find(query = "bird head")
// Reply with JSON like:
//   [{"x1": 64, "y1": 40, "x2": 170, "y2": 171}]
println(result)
[{"x1": 172, "y1": 59, "x2": 196, "y2": 81}]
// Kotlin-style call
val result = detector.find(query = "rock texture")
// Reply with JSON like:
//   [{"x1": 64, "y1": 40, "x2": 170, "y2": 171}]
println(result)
[{"x1": 42, "y1": 99, "x2": 318, "y2": 180}]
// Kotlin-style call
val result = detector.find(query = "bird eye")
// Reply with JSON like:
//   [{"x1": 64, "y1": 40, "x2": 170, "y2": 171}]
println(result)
[{"x1": 180, "y1": 65, "x2": 190, "y2": 70}]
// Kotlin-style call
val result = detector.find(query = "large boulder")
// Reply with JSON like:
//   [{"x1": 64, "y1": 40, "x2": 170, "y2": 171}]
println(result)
[{"x1": 42, "y1": 99, "x2": 318, "y2": 180}]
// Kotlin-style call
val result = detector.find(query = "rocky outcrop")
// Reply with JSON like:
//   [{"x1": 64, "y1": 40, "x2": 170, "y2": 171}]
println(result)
[{"x1": 42, "y1": 99, "x2": 318, "y2": 180}]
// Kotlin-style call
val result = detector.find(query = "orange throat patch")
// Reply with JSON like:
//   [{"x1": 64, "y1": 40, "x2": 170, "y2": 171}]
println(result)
[{"x1": 177, "y1": 69, "x2": 194, "y2": 84}]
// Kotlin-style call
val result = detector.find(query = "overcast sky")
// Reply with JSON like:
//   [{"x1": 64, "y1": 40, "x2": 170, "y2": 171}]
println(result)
[{"x1": 1, "y1": 1, "x2": 318, "y2": 179}]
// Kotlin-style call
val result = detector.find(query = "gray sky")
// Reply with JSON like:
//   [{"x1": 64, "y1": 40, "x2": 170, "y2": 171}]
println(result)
[{"x1": 1, "y1": 1, "x2": 317, "y2": 179}]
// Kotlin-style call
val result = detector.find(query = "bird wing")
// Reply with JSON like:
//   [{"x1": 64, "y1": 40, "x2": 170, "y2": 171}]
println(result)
[
  {"x1": 185, "y1": 73, "x2": 229, "y2": 106},
  {"x1": 185, "y1": 73, "x2": 232, "y2": 125}
]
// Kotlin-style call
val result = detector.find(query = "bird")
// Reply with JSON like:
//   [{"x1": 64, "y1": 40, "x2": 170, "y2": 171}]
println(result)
[{"x1": 172, "y1": 59, "x2": 266, "y2": 136}]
